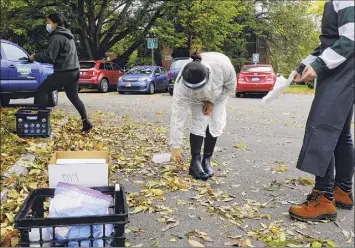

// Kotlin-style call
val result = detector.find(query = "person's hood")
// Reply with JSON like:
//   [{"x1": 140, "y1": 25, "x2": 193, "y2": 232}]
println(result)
[{"x1": 52, "y1": 26, "x2": 74, "y2": 39}]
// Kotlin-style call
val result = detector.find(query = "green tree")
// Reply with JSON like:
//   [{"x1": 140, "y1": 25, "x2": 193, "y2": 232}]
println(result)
[
  {"x1": 1, "y1": 0, "x2": 168, "y2": 64},
  {"x1": 155, "y1": 1, "x2": 246, "y2": 53},
  {"x1": 154, "y1": 0, "x2": 259, "y2": 69},
  {"x1": 254, "y1": 0, "x2": 322, "y2": 75}
]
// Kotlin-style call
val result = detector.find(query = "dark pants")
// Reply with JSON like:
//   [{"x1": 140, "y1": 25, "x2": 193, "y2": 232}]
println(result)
[
  {"x1": 36, "y1": 69, "x2": 88, "y2": 120},
  {"x1": 315, "y1": 107, "x2": 354, "y2": 195}
]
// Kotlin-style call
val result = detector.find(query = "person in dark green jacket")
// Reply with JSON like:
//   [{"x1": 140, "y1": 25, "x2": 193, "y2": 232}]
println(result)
[
  {"x1": 289, "y1": 0, "x2": 354, "y2": 222},
  {"x1": 29, "y1": 13, "x2": 93, "y2": 133}
]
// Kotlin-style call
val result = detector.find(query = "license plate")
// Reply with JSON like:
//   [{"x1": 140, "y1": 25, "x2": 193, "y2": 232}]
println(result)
[
  {"x1": 126, "y1": 83, "x2": 131, "y2": 87},
  {"x1": 252, "y1": 77, "x2": 259, "y2": 81}
]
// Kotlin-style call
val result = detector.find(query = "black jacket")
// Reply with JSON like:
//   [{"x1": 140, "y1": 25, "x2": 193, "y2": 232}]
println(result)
[{"x1": 35, "y1": 26, "x2": 80, "y2": 72}]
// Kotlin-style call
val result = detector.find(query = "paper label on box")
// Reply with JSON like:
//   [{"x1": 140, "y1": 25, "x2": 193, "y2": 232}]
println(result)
[{"x1": 48, "y1": 163, "x2": 109, "y2": 188}]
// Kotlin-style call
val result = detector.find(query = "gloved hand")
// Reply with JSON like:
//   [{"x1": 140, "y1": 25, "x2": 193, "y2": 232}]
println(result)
[
  {"x1": 203, "y1": 101, "x2": 213, "y2": 116},
  {"x1": 171, "y1": 147, "x2": 184, "y2": 163}
]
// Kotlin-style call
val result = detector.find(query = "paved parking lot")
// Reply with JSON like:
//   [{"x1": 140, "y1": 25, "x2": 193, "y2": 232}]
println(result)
[{"x1": 12, "y1": 91, "x2": 354, "y2": 247}]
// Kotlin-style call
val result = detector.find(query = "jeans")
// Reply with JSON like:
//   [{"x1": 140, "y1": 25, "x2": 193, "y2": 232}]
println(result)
[{"x1": 315, "y1": 107, "x2": 354, "y2": 195}]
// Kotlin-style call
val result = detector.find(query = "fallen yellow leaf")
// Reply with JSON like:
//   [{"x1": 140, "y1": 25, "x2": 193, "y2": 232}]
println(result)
[
  {"x1": 188, "y1": 239, "x2": 204, "y2": 247},
  {"x1": 11, "y1": 237, "x2": 19, "y2": 247},
  {"x1": 5, "y1": 213, "x2": 14, "y2": 224}
]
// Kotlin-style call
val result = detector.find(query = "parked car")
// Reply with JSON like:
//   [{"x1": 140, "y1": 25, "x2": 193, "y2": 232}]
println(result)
[
  {"x1": 117, "y1": 66, "x2": 169, "y2": 94},
  {"x1": 168, "y1": 57, "x2": 190, "y2": 95},
  {"x1": 236, "y1": 64, "x2": 276, "y2": 97},
  {"x1": 0, "y1": 39, "x2": 57, "y2": 106},
  {"x1": 79, "y1": 61, "x2": 124, "y2": 93}
]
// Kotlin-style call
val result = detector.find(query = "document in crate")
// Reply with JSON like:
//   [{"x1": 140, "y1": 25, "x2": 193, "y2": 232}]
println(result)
[{"x1": 48, "y1": 151, "x2": 111, "y2": 188}]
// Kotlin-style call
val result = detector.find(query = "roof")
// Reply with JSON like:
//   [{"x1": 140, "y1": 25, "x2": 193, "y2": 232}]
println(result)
[
  {"x1": 79, "y1": 60, "x2": 109, "y2": 63},
  {"x1": 134, "y1": 65, "x2": 159, "y2": 69},
  {"x1": 1, "y1": 39, "x2": 20, "y2": 46},
  {"x1": 173, "y1": 57, "x2": 190, "y2": 61},
  {"x1": 243, "y1": 64, "x2": 272, "y2": 66}
]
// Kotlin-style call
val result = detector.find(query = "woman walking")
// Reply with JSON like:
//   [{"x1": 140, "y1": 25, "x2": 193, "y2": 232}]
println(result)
[
  {"x1": 170, "y1": 52, "x2": 236, "y2": 180},
  {"x1": 29, "y1": 12, "x2": 93, "y2": 133},
  {"x1": 289, "y1": 0, "x2": 354, "y2": 221}
]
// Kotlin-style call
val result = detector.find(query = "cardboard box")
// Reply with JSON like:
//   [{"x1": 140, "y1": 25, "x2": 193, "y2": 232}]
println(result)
[{"x1": 48, "y1": 151, "x2": 111, "y2": 188}]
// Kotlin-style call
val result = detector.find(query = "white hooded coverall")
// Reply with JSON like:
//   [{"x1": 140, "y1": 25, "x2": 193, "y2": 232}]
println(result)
[{"x1": 170, "y1": 52, "x2": 237, "y2": 148}]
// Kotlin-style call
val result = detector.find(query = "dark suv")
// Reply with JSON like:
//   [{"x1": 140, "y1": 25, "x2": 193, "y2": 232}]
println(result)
[{"x1": 167, "y1": 57, "x2": 189, "y2": 95}]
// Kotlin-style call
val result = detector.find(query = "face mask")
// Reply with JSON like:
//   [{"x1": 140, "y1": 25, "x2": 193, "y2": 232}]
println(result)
[{"x1": 46, "y1": 24, "x2": 53, "y2": 33}]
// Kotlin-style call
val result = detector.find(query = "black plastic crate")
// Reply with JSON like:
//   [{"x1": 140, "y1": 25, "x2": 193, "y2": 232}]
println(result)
[
  {"x1": 15, "y1": 108, "x2": 51, "y2": 138},
  {"x1": 15, "y1": 185, "x2": 129, "y2": 247}
]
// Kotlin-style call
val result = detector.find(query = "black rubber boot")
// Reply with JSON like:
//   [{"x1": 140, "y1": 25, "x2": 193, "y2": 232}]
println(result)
[
  {"x1": 202, "y1": 127, "x2": 217, "y2": 178},
  {"x1": 81, "y1": 119, "x2": 93, "y2": 133},
  {"x1": 189, "y1": 133, "x2": 209, "y2": 180}
]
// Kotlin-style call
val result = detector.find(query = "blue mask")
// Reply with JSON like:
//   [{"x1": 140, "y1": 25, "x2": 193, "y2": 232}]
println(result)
[{"x1": 46, "y1": 24, "x2": 53, "y2": 33}]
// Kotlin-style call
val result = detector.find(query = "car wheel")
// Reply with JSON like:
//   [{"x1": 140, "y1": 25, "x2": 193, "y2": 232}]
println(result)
[
  {"x1": 236, "y1": 92, "x2": 243, "y2": 98},
  {"x1": 99, "y1": 78, "x2": 109, "y2": 93},
  {"x1": 149, "y1": 83, "x2": 155, "y2": 94},
  {"x1": 0, "y1": 96, "x2": 10, "y2": 106},
  {"x1": 169, "y1": 88, "x2": 173, "y2": 96},
  {"x1": 47, "y1": 90, "x2": 59, "y2": 107}
]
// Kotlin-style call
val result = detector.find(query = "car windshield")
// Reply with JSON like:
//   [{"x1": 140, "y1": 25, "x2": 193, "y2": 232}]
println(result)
[
  {"x1": 80, "y1": 62, "x2": 96, "y2": 69},
  {"x1": 242, "y1": 66, "x2": 273, "y2": 72},
  {"x1": 127, "y1": 67, "x2": 152, "y2": 74},
  {"x1": 171, "y1": 59, "x2": 189, "y2": 70}
]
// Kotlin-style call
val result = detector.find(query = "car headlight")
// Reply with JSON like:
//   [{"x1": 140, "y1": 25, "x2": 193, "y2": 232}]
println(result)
[
  {"x1": 139, "y1": 77, "x2": 148, "y2": 82},
  {"x1": 118, "y1": 77, "x2": 123, "y2": 82}
]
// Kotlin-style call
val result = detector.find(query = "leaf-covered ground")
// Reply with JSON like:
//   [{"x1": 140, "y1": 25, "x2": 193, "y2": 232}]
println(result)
[
  {"x1": 283, "y1": 85, "x2": 314, "y2": 95},
  {"x1": 2, "y1": 92, "x2": 354, "y2": 247}
]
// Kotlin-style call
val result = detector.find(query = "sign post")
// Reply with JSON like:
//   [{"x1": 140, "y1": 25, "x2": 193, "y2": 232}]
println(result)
[
  {"x1": 147, "y1": 38, "x2": 158, "y2": 66},
  {"x1": 252, "y1": 53, "x2": 259, "y2": 64}
]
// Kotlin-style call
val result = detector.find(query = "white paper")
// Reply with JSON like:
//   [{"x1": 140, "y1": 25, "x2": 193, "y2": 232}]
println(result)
[
  {"x1": 29, "y1": 228, "x2": 51, "y2": 247},
  {"x1": 261, "y1": 72, "x2": 295, "y2": 107},
  {"x1": 152, "y1": 153, "x2": 171, "y2": 164},
  {"x1": 48, "y1": 163, "x2": 109, "y2": 188},
  {"x1": 56, "y1": 159, "x2": 106, "y2": 164}
]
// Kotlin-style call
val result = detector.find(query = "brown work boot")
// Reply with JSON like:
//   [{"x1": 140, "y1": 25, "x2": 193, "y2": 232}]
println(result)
[
  {"x1": 334, "y1": 186, "x2": 353, "y2": 210},
  {"x1": 289, "y1": 190, "x2": 337, "y2": 222}
]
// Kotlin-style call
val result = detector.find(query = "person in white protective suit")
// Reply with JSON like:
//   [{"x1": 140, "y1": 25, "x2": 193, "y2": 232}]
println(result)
[{"x1": 170, "y1": 52, "x2": 236, "y2": 180}]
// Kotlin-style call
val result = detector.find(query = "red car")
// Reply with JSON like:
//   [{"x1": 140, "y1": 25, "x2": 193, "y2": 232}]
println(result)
[
  {"x1": 79, "y1": 61, "x2": 124, "y2": 92},
  {"x1": 236, "y1": 64, "x2": 276, "y2": 97}
]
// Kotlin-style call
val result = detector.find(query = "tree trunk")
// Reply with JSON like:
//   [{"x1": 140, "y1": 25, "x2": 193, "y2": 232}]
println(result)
[
  {"x1": 103, "y1": 6, "x2": 164, "y2": 66},
  {"x1": 77, "y1": 0, "x2": 94, "y2": 59},
  {"x1": 171, "y1": 47, "x2": 189, "y2": 58},
  {"x1": 154, "y1": 47, "x2": 162, "y2": 67}
]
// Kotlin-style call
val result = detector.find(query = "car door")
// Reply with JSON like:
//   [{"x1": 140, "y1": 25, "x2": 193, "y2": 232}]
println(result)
[
  {"x1": 153, "y1": 68, "x2": 162, "y2": 89},
  {"x1": 104, "y1": 63, "x2": 115, "y2": 85},
  {"x1": 159, "y1": 67, "x2": 169, "y2": 89},
  {"x1": 112, "y1": 63, "x2": 123, "y2": 85},
  {"x1": 0, "y1": 49, "x2": 9, "y2": 92},
  {"x1": 2, "y1": 42, "x2": 40, "y2": 92}
]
